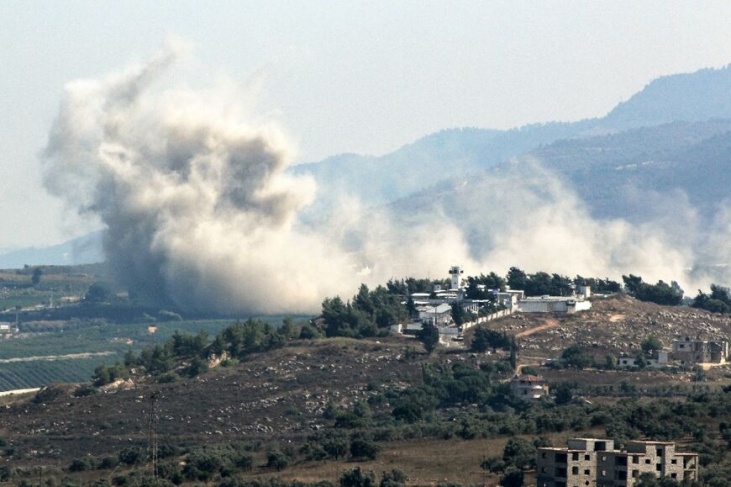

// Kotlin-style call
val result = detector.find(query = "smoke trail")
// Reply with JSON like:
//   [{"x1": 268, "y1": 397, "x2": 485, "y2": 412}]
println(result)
[{"x1": 42, "y1": 41, "x2": 371, "y2": 314}]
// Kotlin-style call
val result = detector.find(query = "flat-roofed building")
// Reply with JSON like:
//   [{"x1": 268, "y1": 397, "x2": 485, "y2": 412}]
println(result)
[{"x1": 537, "y1": 438, "x2": 698, "y2": 487}]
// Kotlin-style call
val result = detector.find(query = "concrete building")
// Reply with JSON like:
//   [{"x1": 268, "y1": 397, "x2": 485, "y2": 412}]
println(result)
[
  {"x1": 510, "y1": 374, "x2": 549, "y2": 401},
  {"x1": 672, "y1": 336, "x2": 728, "y2": 365},
  {"x1": 617, "y1": 350, "x2": 669, "y2": 369},
  {"x1": 519, "y1": 296, "x2": 592, "y2": 314},
  {"x1": 417, "y1": 303, "x2": 452, "y2": 325},
  {"x1": 537, "y1": 438, "x2": 698, "y2": 487}
]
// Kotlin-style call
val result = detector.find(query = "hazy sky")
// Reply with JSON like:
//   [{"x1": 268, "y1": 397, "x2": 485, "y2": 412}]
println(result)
[{"x1": 2, "y1": 1, "x2": 731, "y2": 250}]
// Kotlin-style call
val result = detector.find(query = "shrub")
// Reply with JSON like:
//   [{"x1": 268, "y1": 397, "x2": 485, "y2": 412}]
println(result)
[
  {"x1": 340, "y1": 467, "x2": 376, "y2": 487},
  {"x1": 266, "y1": 449, "x2": 290, "y2": 471},
  {"x1": 350, "y1": 438, "x2": 379, "y2": 460}
]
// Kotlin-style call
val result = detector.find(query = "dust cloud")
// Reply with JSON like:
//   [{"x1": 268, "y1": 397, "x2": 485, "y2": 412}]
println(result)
[
  {"x1": 43, "y1": 41, "x2": 367, "y2": 314},
  {"x1": 42, "y1": 42, "x2": 722, "y2": 314}
]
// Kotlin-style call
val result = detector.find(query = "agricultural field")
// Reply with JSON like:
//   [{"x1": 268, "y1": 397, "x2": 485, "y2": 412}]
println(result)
[{"x1": 0, "y1": 265, "x2": 309, "y2": 391}]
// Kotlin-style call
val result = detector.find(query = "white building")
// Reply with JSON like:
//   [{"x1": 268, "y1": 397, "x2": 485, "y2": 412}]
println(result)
[
  {"x1": 418, "y1": 303, "x2": 452, "y2": 325},
  {"x1": 518, "y1": 296, "x2": 592, "y2": 314}
]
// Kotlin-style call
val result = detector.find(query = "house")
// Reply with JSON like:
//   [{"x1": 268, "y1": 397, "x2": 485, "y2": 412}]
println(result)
[
  {"x1": 617, "y1": 350, "x2": 669, "y2": 369},
  {"x1": 672, "y1": 336, "x2": 728, "y2": 366},
  {"x1": 537, "y1": 438, "x2": 698, "y2": 487},
  {"x1": 510, "y1": 374, "x2": 549, "y2": 401}
]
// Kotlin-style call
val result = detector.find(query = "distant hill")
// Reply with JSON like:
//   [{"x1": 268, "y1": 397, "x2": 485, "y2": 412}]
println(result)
[
  {"x1": 604, "y1": 65, "x2": 731, "y2": 129},
  {"x1": 0, "y1": 231, "x2": 103, "y2": 269},
  {"x1": 293, "y1": 64, "x2": 731, "y2": 221}
]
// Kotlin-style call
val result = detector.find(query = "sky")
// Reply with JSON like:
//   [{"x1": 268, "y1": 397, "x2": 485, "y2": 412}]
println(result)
[{"x1": 2, "y1": 1, "x2": 731, "y2": 251}]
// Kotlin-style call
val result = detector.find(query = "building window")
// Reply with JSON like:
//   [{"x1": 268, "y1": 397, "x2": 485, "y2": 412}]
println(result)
[
  {"x1": 656, "y1": 464, "x2": 662, "y2": 471},
  {"x1": 584, "y1": 469, "x2": 590, "y2": 475},
  {"x1": 657, "y1": 448, "x2": 663, "y2": 457},
  {"x1": 585, "y1": 455, "x2": 591, "y2": 461},
  {"x1": 573, "y1": 453, "x2": 580, "y2": 461},
  {"x1": 632, "y1": 456, "x2": 639, "y2": 464},
  {"x1": 671, "y1": 459, "x2": 677, "y2": 464},
  {"x1": 572, "y1": 467, "x2": 579, "y2": 475},
  {"x1": 632, "y1": 470, "x2": 638, "y2": 478},
  {"x1": 671, "y1": 473, "x2": 677, "y2": 479},
  {"x1": 645, "y1": 459, "x2": 651, "y2": 464}
]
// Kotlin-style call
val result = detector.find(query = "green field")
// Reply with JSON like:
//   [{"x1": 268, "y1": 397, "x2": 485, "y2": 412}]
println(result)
[
  {"x1": 0, "y1": 316, "x2": 310, "y2": 391},
  {"x1": 0, "y1": 266, "x2": 312, "y2": 391}
]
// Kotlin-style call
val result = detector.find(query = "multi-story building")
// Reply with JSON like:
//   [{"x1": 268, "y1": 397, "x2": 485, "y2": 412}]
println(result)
[
  {"x1": 672, "y1": 336, "x2": 728, "y2": 365},
  {"x1": 510, "y1": 374, "x2": 549, "y2": 401},
  {"x1": 536, "y1": 438, "x2": 698, "y2": 487}
]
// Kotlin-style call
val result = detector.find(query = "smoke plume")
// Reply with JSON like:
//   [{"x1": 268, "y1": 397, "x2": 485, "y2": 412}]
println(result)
[
  {"x1": 43, "y1": 42, "x2": 725, "y2": 315},
  {"x1": 43, "y1": 41, "x2": 377, "y2": 314}
]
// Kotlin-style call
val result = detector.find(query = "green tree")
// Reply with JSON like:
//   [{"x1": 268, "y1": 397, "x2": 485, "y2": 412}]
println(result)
[
  {"x1": 507, "y1": 267, "x2": 528, "y2": 291},
  {"x1": 419, "y1": 322, "x2": 440, "y2": 354},
  {"x1": 502, "y1": 438, "x2": 536, "y2": 470},
  {"x1": 500, "y1": 468, "x2": 524, "y2": 487},
  {"x1": 380, "y1": 469, "x2": 408, "y2": 487},
  {"x1": 266, "y1": 449, "x2": 290, "y2": 471},
  {"x1": 561, "y1": 344, "x2": 594, "y2": 369},
  {"x1": 471, "y1": 327, "x2": 510, "y2": 352},
  {"x1": 31, "y1": 267, "x2": 42, "y2": 287},
  {"x1": 641, "y1": 336, "x2": 663, "y2": 353},
  {"x1": 350, "y1": 438, "x2": 379, "y2": 460},
  {"x1": 340, "y1": 467, "x2": 376, "y2": 487}
]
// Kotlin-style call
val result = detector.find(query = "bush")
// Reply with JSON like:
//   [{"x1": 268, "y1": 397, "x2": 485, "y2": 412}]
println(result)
[
  {"x1": 68, "y1": 458, "x2": 91, "y2": 472},
  {"x1": 350, "y1": 438, "x2": 379, "y2": 460},
  {"x1": 266, "y1": 450, "x2": 290, "y2": 471},
  {"x1": 340, "y1": 467, "x2": 376, "y2": 487},
  {"x1": 33, "y1": 385, "x2": 63, "y2": 404}
]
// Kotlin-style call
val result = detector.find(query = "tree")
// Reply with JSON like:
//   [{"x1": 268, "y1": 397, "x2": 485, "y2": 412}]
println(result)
[
  {"x1": 622, "y1": 275, "x2": 683, "y2": 305},
  {"x1": 502, "y1": 437, "x2": 536, "y2": 470},
  {"x1": 340, "y1": 467, "x2": 376, "y2": 487},
  {"x1": 641, "y1": 336, "x2": 663, "y2": 353},
  {"x1": 31, "y1": 267, "x2": 42, "y2": 287},
  {"x1": 350, "y1": 438, "x2": 379, "y2": 460},
  {"x1": 380, "y1": 469, "x2": 408, "y2": 487},
  {"x1": 561, "y1": 344, "x2": 594, "y2": 369},
  {"x1": 471, "y1": 327, "x2": 510, "y2": 353},
  {"x1": 266, "y1": 449, "x2": 290, "y2": 471},
  {"x1": 500, "y1": 468, "x2": 524, "y2": 487},
  {"x1": 85, "y1": 282, "x2": 112, "y2": 303},
  {"x1": 507, "y1": 267, "x2": 528, "y2": 291},
  {"x1": 419, "y1": 322, "x2": 440, "y2": 354},
  {"x1": 451, "y1": 302, "x2": 472, "y2": 326}
]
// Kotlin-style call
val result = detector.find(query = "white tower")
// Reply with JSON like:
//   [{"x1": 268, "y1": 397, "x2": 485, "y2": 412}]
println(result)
[{"x1": 448, "y1": 265, "x2": 463, "y2": 290}]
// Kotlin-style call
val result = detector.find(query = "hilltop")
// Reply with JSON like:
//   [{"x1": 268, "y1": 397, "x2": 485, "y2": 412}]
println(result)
[{"x1": 0, "y1": 296, "x2": 730, "y2": 485}]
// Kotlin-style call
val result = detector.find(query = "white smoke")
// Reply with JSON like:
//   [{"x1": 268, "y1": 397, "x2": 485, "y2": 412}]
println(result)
[
  {"x1": 43, "y1": 41, "x2": 373, "y2": 314},
  {"x1": 43, "y1": 41, "x2": 723, "y2": 315}
]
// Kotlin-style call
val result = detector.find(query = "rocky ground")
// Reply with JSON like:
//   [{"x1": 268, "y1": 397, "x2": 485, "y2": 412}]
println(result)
[
  {"x1": 486, "y1": 295, "x2": 731, "y2": 360},
  {"x1": 0, "y1": 296, "x2": 729, "y2": 475},
  {"x1": 0, "y1": 338, "x2": 423, "y2": 467}
]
